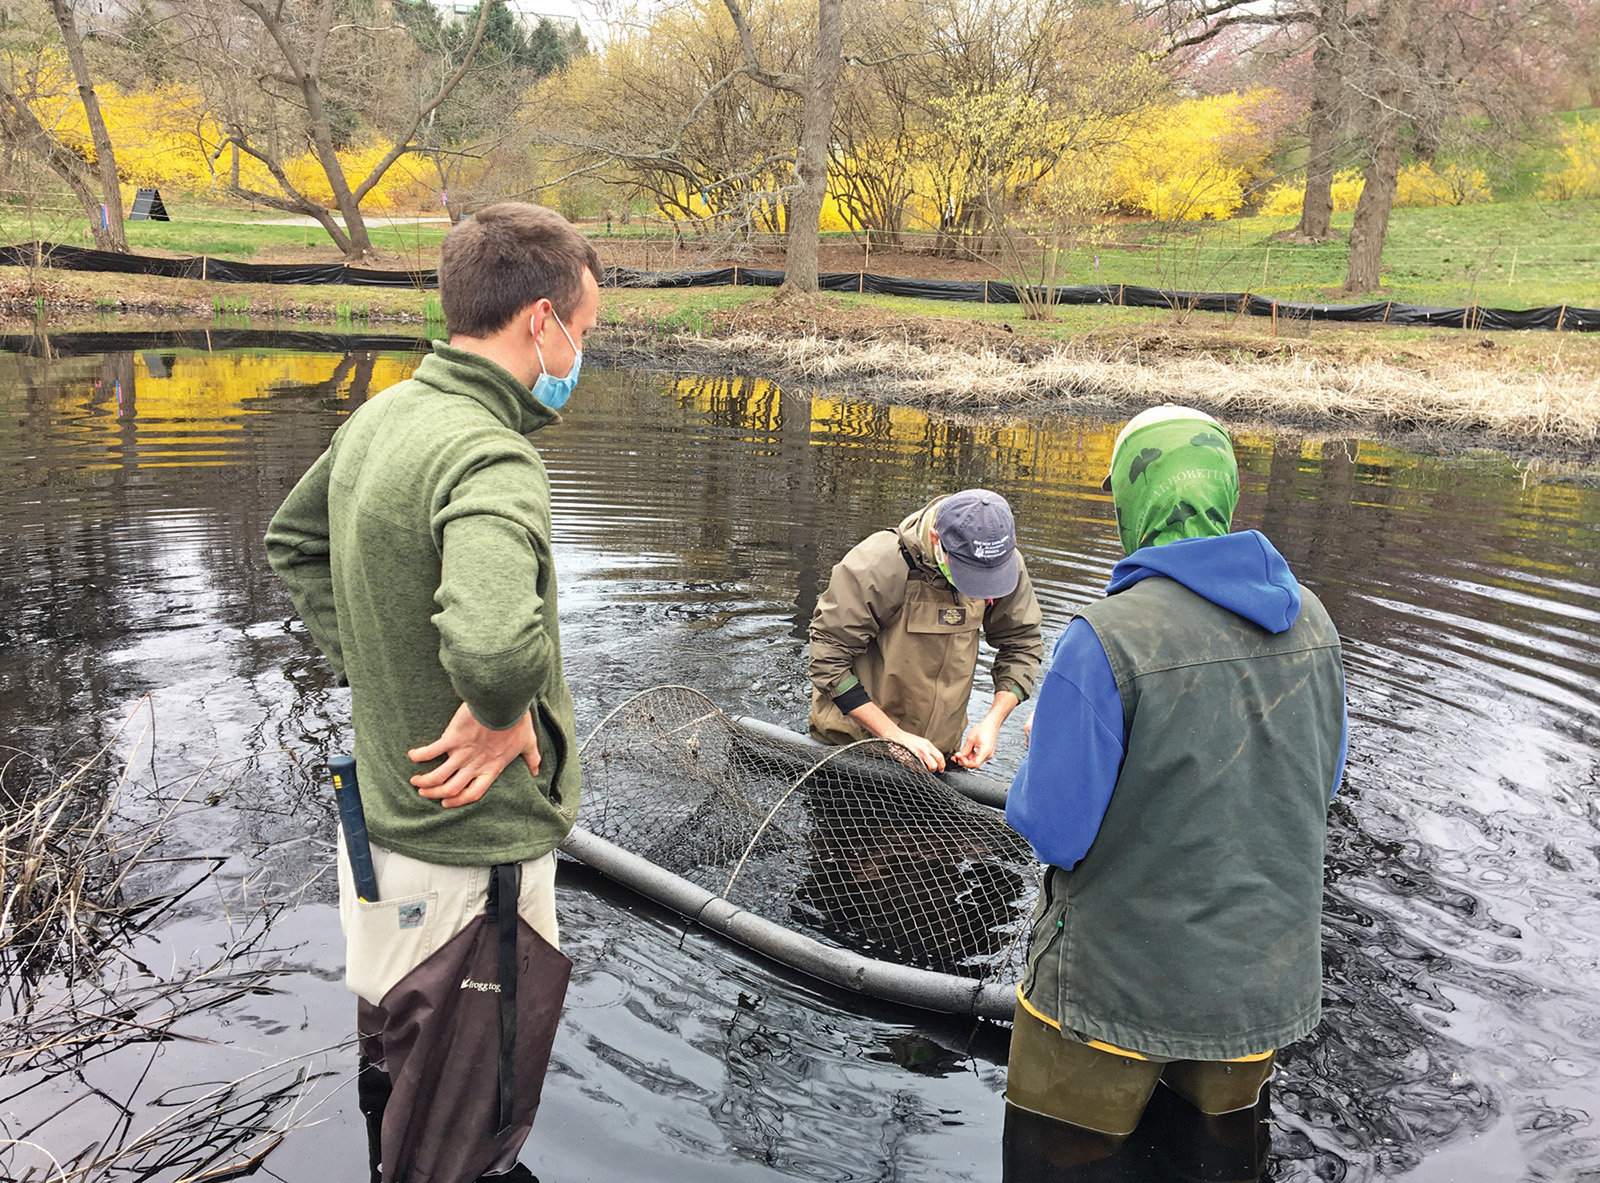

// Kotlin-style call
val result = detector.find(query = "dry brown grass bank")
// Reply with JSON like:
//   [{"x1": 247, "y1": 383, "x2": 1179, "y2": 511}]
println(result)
[
  {"x1": 6, "y1": 267, "x2": 1598, "y2": 456},
  {"x1": 690, "y1": 330, "x2": 1600, "y2": 449}
]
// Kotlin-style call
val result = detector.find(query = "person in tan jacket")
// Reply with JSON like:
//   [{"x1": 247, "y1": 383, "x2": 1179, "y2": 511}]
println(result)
[{"x1": 809, "y1": 490, "x2": 1045, "y2": 772}]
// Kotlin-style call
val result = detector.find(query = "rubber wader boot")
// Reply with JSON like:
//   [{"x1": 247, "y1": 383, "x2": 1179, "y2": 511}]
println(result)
[{"x1": 358, "y1": 1054, "x2": 393, "y2": 1183}]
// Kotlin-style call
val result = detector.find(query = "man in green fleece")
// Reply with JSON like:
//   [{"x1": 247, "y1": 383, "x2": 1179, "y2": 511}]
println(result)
[{"x1": 265, "y1": 203, "x2": 599, "y2": 1183}]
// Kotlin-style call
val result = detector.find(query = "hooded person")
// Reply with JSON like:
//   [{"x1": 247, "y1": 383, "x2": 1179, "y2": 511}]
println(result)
[
  {"x1": 808, "y1": 489, "x2": 1045, "y2": 773},
  {"x1": 1001, "y1": 406, "x2": 1349, "y2": 1161}
]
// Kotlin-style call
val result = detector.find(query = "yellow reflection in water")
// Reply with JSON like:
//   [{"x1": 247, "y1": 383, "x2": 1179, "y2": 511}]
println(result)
[
  {"x1": 670, "y1": 374, "x2": 1116, "y2": 489},
  {"x1": 131, "y1": 352, "x2": 419, "y2": 422},
  {"x1": 82, "y1": 350, "x2": 422, "y2": 469}
]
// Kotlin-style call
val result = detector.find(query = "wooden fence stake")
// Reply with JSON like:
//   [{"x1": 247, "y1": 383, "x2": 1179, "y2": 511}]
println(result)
[
  {"x1": 1557, "y1": 304, "x2": 1567, "y2": 331},
  {"x1": 201, "y1": 255, "x2": 207, "y2": 281},
  {"x1": 983, "y1": 279, "x2": 989, "y2": 305},
  {"x1": 1271, "y1": 299, "x2": 1278, "y2": 339}
]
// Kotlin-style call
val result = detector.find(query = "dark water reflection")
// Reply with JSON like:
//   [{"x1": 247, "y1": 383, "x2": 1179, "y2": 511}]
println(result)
[{"x1": 1, "y1": 344, "x2": 1597, "y2": 1182}]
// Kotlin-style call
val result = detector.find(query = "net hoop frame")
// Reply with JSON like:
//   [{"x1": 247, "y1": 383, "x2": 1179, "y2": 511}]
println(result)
[
  {"x1": 721, "y1": 736, "x2": 912, "y2": 900},
  {"x1": 560, "y1": 824, "x2": 1017, "y2": 1021},
  {"x1": 563, "y1": 693, "x2": 1026, "y2": 1023}
]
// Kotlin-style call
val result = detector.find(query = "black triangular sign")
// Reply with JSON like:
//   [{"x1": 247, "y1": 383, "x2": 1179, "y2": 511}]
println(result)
[{"x1": 129, "y1": 188, "x2": 170, "y2": 221}]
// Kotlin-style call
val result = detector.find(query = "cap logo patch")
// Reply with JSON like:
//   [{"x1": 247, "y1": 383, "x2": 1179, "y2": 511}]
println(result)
[{"x1": 970, "y1": 536, "x2": 1011, "y2": 560}]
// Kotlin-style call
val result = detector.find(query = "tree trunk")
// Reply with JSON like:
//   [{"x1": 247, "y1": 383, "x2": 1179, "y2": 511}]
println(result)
[
  {"x1": 0, "y1": 88, "x2": 111, "y2": 244},
  {"x1": 1343, "y1": 0, "x2": 1411, "y2": 294},
  {"x1": 302, "y1": 81, "x2": 374, "y2": 258},
  {"x1": 1296, "y1": 0, "x2": 1346, "y2": 242},
  {"x1": 780, "y1": 0, "x2": 844, "y2": 293},
  {"x1": 1343, "y1": 120, "x2": 1401, "y2": 293},
  {"x1": 51, "y1": 0, "x2": 126, "y2": 251}
]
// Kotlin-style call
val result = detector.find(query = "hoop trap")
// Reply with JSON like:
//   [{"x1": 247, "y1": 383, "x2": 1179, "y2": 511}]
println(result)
[{"x1": 563, "y1": 686, "x2": 1040, "y2": 1019}]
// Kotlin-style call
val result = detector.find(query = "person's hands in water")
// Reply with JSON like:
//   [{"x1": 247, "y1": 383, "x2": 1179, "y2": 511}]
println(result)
[{"x1": 408, "y1": 702, "x2": 541, "y2": 808}]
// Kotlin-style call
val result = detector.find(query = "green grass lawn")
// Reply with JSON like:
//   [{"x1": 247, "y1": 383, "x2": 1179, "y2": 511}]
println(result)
[
  {"x1": 598, "y1": 281, "x2": 1514, "y2": 347},
  {"x1": 0, "y1": 196, "x2": 451, "y2": 260},
  {"x1": 5, "y1": 193, "x2": 1598, "y2": 310},
  {"x1": 616, "y1": 199, "x2": 1600, "y2": 309},
  {"x1": 602, "y1": 282, "x2": 1173, "y2": 340},
  {"x1": 1027, "y1": 200, "x2": 1600, "y2": 309}
]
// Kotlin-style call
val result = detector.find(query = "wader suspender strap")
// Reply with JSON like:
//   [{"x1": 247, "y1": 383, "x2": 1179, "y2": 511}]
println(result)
[
  {"x1": 490, "y1": 863, "x2": 519, "y2": 1135},
  {"x1": 898, "y1": 543, "x2": 918, "y2": 573}
]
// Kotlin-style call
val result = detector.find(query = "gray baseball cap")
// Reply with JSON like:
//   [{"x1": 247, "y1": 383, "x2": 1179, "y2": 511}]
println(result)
[{"x1": 935, "y1": 489, "x2": 1020, "y2": 599}]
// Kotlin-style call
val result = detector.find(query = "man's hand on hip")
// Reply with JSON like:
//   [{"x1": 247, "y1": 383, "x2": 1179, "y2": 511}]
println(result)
[{"x1": 408, "y1": 702, "x2": 541, "y2": 808}]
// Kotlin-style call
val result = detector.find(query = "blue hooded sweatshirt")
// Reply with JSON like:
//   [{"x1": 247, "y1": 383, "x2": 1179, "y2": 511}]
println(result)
[{"x1": 1006, "y1": 530, "x2": 1348, "y2": 871}]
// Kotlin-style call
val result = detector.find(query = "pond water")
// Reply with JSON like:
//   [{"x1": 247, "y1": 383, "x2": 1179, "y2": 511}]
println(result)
[{"x1": 0, "y1": 339, "x2": 1597, "y2": 1183}]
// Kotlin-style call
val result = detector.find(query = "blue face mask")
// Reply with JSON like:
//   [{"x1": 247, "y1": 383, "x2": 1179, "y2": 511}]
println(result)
[{"x1": 531, "y1": 309, "x2": 582, "y2": 410}]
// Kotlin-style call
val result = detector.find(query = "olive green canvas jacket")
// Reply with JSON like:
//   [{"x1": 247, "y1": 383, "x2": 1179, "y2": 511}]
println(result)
[
  {"x1": 1021, "y1": 576, "x2": 1342, "y2": 1060},
  {"x1": 265, "y1": 343, "x2": 579, "y2": 867},
  {"x1": 808, "y1": 498, "x2": 1045, "y2": 754}
]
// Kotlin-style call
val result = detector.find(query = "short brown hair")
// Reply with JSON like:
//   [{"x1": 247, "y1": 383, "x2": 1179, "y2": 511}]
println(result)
[{"x1": 438, "y1": 203, "x2": 602, "y2": 337}]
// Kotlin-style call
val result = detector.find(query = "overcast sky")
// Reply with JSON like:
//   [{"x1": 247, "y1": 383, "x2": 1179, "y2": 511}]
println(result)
[{"x1": 438, "y1": 0, "x2": 591, "y2": 29}]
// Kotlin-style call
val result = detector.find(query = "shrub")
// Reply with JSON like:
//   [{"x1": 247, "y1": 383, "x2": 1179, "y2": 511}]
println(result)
[{"x1": 1538, "y1": 120, "x2": 1600, "y2": 201}]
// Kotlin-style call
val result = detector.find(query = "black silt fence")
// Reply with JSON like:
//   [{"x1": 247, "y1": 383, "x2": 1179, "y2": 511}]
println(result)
[
  {"x1": 5, "y1": 241, "x2": 1596, "y2": 333},
  {"x1": 0, "y1": 328, "x2": 429, "y2": 357}
]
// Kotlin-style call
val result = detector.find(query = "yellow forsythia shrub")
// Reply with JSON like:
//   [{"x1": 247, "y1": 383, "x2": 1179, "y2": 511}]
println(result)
[
  {"x1": 1257, "y1": 183, "x2": 1305, "y2": 216},
  {"x1": 1538, "y1": 120, "x2": 1600, "y2": 201},
  {"x1": 1108, "y1": 92, "x2": 1278, "y2": 221},
  {"x1": 1253, "y1": 168, "x2": 1364, "y2": 216},
  {"x1": 54, "y1": 84, "x2": 432, "y2": 211},
  {"x1": 1394, "y1": 162, "x2": 1492, "y2": 206},
  {"x1": 1329, "y1": 170, "x2": 1365, "y2": 210}
]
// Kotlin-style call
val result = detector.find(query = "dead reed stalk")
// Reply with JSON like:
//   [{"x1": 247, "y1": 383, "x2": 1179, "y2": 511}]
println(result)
[
  {"x1": 707, "y1": 332, "x2": 1600, "y2": 444},
  {"x1": 0, "y1": 700, "x2": 331, "y2": 1183}
]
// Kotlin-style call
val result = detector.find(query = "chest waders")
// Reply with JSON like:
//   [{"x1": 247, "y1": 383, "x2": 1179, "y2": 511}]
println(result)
[{"x1": 334, "y1": 758, "x2": 572, "y2": 1183}]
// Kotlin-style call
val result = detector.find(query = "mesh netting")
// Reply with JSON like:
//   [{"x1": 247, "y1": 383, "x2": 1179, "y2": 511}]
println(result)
[{"x1": 576, "y1": 686, "x2": 1041, "y2": 983}]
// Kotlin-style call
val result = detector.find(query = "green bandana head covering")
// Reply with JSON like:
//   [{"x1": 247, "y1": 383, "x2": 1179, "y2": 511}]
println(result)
[{"x1": 1105, "y1": 406, "x2": 1239, "y2": 555}]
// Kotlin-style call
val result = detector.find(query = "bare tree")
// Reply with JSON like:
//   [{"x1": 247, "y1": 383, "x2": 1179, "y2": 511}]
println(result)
[
  {"x1": 1341, "y1": 0, "x2": 1547, "y2": 291},
  {"x1": 1342, "y1": 0, "x2": 1412, "y2": 292},
  {"x1": 401, "y1": 6, "x2": 581, "y2": 221},
  {"x1": 720, "y1": 0, "x2": 844, "y2": 292},
  {"x1": 825, "y1": 1, "x2": 925, "y2": 244},
  {"x1": 49, "y1": 0, "x2": 127, "y2": 249},
  {"x1": 0, "y1": 82, "x2": 111, "y2": 244},
  {"x1": 0, "y1": 2, "x2": 126, "y2": 250},
  {"x1": 528, "y1": 7, "x2": 802, "y2": 241},
  {"x1": 183, "y1": 0, "x2": 494, "y2": 259}
]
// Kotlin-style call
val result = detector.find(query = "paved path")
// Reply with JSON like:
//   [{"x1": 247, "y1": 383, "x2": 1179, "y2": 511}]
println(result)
[{"x1": 255, "y1": 214, "x2": 452, "y2": 228}]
